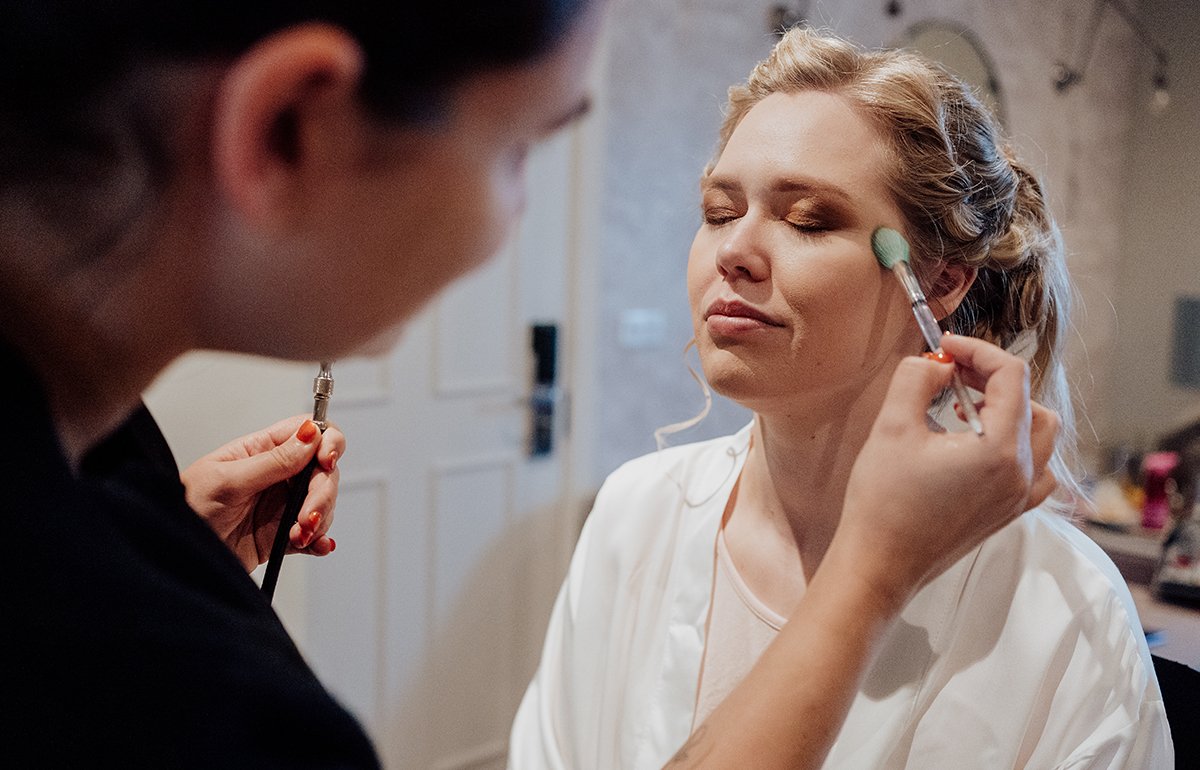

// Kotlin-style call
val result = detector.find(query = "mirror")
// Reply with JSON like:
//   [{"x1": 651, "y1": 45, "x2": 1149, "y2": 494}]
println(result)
[{"x1": 896, "y1": 21, "x2": 1006, "y2": 123}]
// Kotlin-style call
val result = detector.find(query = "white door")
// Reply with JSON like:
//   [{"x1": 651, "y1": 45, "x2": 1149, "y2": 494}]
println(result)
[{"x1": 145, "y1": 112, "x2": 601, "y2": 769}]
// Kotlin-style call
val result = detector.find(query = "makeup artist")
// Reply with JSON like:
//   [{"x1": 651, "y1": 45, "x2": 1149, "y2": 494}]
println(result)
[{"x1": 1, "y1": 2, "x2": 1057, "y2": 768}]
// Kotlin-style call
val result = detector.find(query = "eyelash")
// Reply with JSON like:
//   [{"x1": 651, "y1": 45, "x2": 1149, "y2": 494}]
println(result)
[{"x1": 787, "y1": 220, "x2": 829, "y2": 235}]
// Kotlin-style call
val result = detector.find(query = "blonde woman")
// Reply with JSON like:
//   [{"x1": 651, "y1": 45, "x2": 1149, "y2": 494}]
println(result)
[{"x1": 512, "y1": 28, "x2": 1172, "y2": 769}]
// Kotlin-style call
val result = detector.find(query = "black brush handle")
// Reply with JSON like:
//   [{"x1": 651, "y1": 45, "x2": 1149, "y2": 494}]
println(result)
[{"x1": 260, "y1": 455, "x2": 319, "y2": 601}]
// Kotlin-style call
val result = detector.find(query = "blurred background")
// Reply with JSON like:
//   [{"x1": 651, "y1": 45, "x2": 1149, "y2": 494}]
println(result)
[{"x1": 145, "y1": 1, "x2": 1200, "y2": 766}]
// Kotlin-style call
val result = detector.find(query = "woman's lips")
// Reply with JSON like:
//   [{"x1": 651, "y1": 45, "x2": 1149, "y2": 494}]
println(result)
[{"x1": 704, "y1": 299, "x2": 784, "y2": 336}]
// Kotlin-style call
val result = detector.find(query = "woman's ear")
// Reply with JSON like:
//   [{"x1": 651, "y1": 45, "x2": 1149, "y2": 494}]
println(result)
[
  {"x1": 211, "y1": 23, "x2": 365, "y2": 229},
  {"x1": 927, "y1": 261, "x2": 978, "y2": 321}
]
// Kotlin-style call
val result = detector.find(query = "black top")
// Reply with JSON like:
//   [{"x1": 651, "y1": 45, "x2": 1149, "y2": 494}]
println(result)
[{"x1": 0, "y1": 343, "x2": 380, "y2": 769}]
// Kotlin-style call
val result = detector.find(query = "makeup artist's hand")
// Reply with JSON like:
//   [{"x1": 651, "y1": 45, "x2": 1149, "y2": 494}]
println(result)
[
  {"x1": 833, "y1": 334, "x2": 1059, "y2": 611},
  {"x1": 181, "y1": 415, "x2": 345, "y2": 572}
]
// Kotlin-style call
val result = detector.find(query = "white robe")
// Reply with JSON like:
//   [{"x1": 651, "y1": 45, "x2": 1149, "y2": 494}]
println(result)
[{"x1": 509, "y1": 425, "x2": 1173, "y2": 769}]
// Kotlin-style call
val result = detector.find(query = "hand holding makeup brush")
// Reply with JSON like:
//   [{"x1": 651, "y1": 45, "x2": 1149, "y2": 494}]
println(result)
[
  {"x1": 181, "y1": 415, "x2": 345, "y2": 573},
  {"x1": 834, "y1": 334, "x2": 1060, "y2": 610}
]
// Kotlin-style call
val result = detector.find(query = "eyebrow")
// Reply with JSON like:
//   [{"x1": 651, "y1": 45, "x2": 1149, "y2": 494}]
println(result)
[
  {"x1": 541, "y1": 95, "x2": 593, "y2": 135},
  {"x1": 701, "y1": 176, "x2": 854, "y2": 205}
]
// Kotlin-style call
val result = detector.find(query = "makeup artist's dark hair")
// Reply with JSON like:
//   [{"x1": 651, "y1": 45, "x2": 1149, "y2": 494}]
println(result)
[
  {"x1": 710, "y1": 26, "x2": 1083, "y2": 514},
  {"x1": 0, "y1": 1, "x2": 592, "y2": 213},
  {"x1": 0, "y1": 2, "x2": 590, "y2": 126}
]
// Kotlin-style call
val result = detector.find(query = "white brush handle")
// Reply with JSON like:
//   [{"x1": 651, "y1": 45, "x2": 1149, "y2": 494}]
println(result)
[{"x1": 892, "y1": 263, "x2": 984, "y2": 436}]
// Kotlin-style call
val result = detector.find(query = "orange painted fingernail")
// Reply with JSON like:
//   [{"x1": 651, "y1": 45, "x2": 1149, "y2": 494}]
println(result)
[
  {"x1": 297, "y1": 420, "x2": 318, "y2": 443},
  {"x1": 922, "y1": 350, "x2": 955, "y2": 364},
  {"x1": 329, "y1": 538, "x2": 337, "y2": 552},
  {"x1": 308, "y1": 511, "x2": 322, "y2": 528}
]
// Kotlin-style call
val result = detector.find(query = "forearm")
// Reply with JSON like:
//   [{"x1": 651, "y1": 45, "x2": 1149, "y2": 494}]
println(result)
[{"x1": 664, "y1": 540, "x2": 905, "y2": 769}]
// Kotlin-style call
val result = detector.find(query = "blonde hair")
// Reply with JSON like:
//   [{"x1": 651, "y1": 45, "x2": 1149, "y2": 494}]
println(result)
[{"x1": 712, "y1": 27, "x2": 1082, "y2": 512}]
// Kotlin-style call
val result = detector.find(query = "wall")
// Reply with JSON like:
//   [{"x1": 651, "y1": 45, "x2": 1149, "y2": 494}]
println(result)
[
  {"x1": 593, "y1": 0, "x2": 1149, "y2": 480},
  {"x1": 1106, "y1": 0, "x2": 1200, "y2": 452}
]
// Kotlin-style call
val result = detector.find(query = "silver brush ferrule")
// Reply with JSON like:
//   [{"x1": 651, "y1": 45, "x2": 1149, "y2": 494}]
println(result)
[{"x1": 312, "y1": 361, "x2": 334, "y2": 431}]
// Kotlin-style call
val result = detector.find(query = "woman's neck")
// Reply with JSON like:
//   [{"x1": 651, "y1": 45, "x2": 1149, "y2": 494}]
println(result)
[{"x1": 724, "y1": 366, "x2": 901, "y2": 613}]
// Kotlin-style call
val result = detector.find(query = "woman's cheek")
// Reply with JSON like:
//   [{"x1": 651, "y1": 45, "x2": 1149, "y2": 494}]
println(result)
[{"x1": 686, "y1": 234, "x2": 715, "y2": 304}]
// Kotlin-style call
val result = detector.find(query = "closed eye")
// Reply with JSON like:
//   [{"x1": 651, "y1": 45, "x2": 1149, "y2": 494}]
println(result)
[
  {"x1": 786, "y1": 218, "x2": 831, "y2": 235},
  {"x1": 703, "y1": 208, "x2": 741, "y2": 226}
]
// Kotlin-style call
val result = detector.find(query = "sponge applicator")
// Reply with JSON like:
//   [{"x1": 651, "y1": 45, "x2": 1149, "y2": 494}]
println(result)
[{"x1": 871, "y1": 227, "x2": 984, "y2": 436}]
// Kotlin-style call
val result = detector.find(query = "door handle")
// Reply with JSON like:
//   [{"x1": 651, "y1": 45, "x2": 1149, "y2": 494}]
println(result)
[{"x1": 529, "y1": 323, "x2": 560, "y2": 457}]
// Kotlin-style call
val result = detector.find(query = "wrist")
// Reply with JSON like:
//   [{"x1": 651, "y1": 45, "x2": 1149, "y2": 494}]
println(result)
[{"x1": 815, "y1": 532, "x2": 917, "y2": 621}]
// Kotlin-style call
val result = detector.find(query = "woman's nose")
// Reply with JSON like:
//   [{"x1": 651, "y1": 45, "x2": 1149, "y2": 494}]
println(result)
[{"x1": 714, "y1": 216, "x2": 770, "y2": 282}]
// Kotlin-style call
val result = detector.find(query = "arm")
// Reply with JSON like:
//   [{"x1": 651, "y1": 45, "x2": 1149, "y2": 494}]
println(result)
[
  {"x1": 667, "y1": 335, "x2": 1060, "y2": 769},
  {"x1": 664, "y1": 550, "x2": 910, "y2": 768},
  {"x1": 180, "y1": 415, "x2": 346, "y2": 572}
]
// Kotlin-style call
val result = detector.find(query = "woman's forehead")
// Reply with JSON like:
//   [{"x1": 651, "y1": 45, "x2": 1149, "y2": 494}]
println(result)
[
  {"x1": 713, "y1": 91, "x2": 892, "y2": 209},
  {"x1": 722, "y1": 93, "x2": 884, "y2": 173}
]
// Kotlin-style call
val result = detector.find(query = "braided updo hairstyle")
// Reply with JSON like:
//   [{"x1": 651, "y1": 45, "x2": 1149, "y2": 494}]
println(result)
[{"x1": 712, "y1": 27, "x2": 1081, "y2": 511}]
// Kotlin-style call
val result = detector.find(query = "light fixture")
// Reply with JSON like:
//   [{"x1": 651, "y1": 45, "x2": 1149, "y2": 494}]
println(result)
[
  {"x1": 1054, "y1": 0, "x2": 1170, "y2": 113},
  {"x1": 769, "y1": 2, "x2": 808, "y2": 35}
]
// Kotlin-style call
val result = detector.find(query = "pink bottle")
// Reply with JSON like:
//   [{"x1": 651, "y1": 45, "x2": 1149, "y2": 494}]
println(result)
[{"x1": 1141, "y1": 451, "x2": 1179, "y2": 530}]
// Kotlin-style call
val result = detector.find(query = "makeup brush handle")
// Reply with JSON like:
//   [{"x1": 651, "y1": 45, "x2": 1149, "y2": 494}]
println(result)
[
  {"x1": 950, "y1": 368, "x2": 985, "y2": 436},
  {"x1": 912, "y1": 302, "x2": 946, "y2": 353},
  {"x1": 261, "y1": 456, "x2": 319, "y2": 601}
]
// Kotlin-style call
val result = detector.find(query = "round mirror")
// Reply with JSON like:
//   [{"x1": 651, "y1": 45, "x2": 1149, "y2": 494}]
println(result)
[{"x1": 896, "y1": 21, "x2": 1005, "y2": 124}]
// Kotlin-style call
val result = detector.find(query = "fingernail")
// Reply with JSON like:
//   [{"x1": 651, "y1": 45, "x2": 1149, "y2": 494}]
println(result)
[
  {"x1": 308, "y1": 511, "x2": 322, "y2": 528},
  {"x1": 328, "y1": 451, "x2": 338, "y2": 471},
  {"x1": 922, "y1": 350, "x2": 955, "y2": 364},
  {"x1": 329, "y1": 538, "x2": 337, "y2": 552},
  {"x1": 297, "y1": 420, "x2": 318, "y2": 443}
]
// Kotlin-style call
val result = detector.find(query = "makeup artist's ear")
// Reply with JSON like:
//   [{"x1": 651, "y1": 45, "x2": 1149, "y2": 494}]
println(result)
[
  {"x1": 927, "y1": 262, "x2": 978, "y2": 321},
  {"x1": 211, "y1": 24, "x2": 365, "y2": 228}
]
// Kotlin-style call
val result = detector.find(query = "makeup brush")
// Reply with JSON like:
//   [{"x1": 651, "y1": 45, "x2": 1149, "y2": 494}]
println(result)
[
  {"x1": 261, "y1": 361, "x2": 334, "y2": 601},
  {"x1": 871, "y1": 227, "x2": 984, "y2": 436}
]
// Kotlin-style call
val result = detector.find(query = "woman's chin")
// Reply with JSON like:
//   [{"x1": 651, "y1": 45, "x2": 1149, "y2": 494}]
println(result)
[{"x1": 700, "y1": 358, "x2": 774, "y2": 405}]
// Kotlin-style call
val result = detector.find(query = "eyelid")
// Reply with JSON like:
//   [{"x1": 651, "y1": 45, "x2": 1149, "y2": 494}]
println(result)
[
  {"x1": 788, "y1": 200, "x2": 847, "y2": 227},
  {"x1": 701, "y1": 190, "x2": 744, "y2": 222},
  {"x1": 702, "y1": 207, "x2": 740, "y2": 225}
]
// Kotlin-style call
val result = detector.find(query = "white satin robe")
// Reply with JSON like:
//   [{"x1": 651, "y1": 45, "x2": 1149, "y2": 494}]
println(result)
[{"x1": 509, "y1": 425, "x2": 1173, "y2": 769}]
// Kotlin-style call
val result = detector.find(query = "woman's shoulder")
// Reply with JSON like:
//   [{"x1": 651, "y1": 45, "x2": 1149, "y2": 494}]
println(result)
[
  {"x1": 889, "y1": 508, "x2": 1169, "y2": 768},
  {"x1": 947, "y1": 507, "x2": 1153, "y2": 672},
  {"x1": 577, "y1": 427, "x2": 751, "y2": 564},
  {"x1": 591, "y1": 426, "x2": 750, "y2": 516},
  {"x1": 985, "y1": 509, "x2": 1139, "y2": 617}
]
